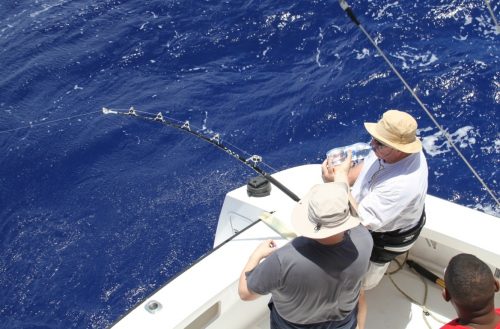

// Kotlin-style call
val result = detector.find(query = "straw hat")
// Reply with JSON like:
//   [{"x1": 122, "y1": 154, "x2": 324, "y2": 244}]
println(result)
[
  {"x1": 364, "y1": 110, "x2": 422, "y2": 154},
  {"x1": 292, "y1": 182, "x2": 360, "y2": 239}
]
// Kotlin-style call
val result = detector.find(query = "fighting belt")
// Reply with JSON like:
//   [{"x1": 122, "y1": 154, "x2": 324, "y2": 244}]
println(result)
[{"x1": 370, "y1": 208, "x2": 426, "y2": 264}]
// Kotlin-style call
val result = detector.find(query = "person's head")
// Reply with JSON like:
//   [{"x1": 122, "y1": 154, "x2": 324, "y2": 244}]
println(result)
[
  {"x1": 443, "y1": 253, "x2": 499, "y2": 316},
  {"x1": 364, "y1": 109, "x2": 422, "y2": 163},
  {"x1": 291, "y1": 182, "x2": 360, "y2": 240}
]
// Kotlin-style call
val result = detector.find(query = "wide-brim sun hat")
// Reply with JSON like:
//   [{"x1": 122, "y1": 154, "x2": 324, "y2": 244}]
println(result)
[
  {"x1": 292, "y1": 182, "x2": 360, "y2": 239},
  {"x1": 364, "y1": 109, "x2": 422, "y2": 154}
]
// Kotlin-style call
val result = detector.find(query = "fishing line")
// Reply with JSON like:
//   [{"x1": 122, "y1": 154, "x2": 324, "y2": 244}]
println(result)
[
  {"x1": 338, "y1": 0, "x2": 499, "y2": 208},
  {"x1": 102, "y1": 107, "x2": 301, "y2": 202},
  {"x1": 0, "y1": 110, "x2": 102, "y2": 134}
]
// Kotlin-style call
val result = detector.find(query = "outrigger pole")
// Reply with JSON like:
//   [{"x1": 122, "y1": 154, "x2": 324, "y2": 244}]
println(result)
[
  {"x1": 102, "y1": 107, "x2": 301, "y2": 202},
  {"x1": 338, "y1": 0, "x2": 499, "y2": 208}
]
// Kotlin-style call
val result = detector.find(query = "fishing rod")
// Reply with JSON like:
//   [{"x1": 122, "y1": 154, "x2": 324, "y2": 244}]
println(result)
[
  {"x1": 102, "y1": 107, "x2": 301, "y2": 202},
  {"x1": 338, "y1": 0, "x2": 500, "y2": 208},
  {"x1": 484, "y1": 0, "x2": 500, "y2": 34},
  {"x1": 407, "y1": 260, "x2": 445, "y2": 289}
]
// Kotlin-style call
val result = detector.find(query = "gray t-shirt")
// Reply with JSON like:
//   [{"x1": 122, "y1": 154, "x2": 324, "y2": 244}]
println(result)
[{"x1": 246, "y1": 224, "x2": 373, "y2": 325}]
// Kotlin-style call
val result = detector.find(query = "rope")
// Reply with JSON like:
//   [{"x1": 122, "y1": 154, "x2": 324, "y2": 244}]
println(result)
[
  {"x1": 0, "y1": 110, "x2": 102, "y2": 134},
  {"x1": 386, "y1": 255, "x2": 448, "y2": 329},
  {"x1": 338, "y1": 0, "x2": 499, "y2": 208}
]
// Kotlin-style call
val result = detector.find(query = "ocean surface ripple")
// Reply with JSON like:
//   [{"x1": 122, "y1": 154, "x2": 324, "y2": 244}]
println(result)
[{"x1": 0, "y1": 0, "x2": 498, "y2": 328}]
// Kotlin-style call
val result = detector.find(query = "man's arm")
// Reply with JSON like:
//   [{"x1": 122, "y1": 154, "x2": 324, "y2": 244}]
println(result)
[
  {"x1": 347, "y1": 162, "x2": 363, "y2": 186},
  {"x1": 238, "y1": 239, "x2": 276, "y2": 301},
  {"x1": 324, "y1": 152, "x2": 362, "y2": 217}
]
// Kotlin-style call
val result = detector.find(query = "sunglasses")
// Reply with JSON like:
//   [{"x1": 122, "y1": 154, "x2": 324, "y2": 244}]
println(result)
[{"x1": 371, "y1": 138, "x2": 388, "y2": 150}]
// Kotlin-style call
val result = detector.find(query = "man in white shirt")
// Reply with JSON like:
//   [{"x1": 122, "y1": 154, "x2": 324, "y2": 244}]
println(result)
[{"x1": 322, "y1": 109, "x2": 428, "y2": 329}]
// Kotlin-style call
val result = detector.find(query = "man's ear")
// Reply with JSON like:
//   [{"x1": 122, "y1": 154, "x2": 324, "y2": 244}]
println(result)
[
  {"x1": 494, "y1": 279, "x2": 499, "y2": 293},
  {"x1": 442, "y1": 288, "x2": 451, "y2": 302}
]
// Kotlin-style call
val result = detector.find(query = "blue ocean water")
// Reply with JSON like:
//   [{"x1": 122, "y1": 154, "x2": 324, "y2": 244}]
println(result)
[{"x1": 0, "y1": 0, "x2": 498, "y2": 328}]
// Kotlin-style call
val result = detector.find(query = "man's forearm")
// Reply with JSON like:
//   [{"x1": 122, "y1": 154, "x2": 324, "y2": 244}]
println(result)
[
  {"x1": 238, "y1": 239, "x2": 276, "y2": 301},
  {"x1": 238, "y1": 254, "x2": 263, "y2": 301}
]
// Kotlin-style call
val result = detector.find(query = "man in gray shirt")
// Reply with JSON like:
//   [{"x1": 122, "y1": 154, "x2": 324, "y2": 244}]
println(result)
[{"x1": 238, "y1": 181, "x2": 373, "y2": 329}]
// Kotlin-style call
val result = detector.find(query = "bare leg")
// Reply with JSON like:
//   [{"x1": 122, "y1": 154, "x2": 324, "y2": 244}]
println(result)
[
  {"x1": 357, "y1": 261, "x2": 388, "y2": 329},
  {"x1": 357, "y1": 289, "x2": 367, "y2": 329}
]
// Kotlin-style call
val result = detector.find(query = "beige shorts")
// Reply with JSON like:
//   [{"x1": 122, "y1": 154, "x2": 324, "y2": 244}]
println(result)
[
  {"x1": 363, "y1": 239, "x2": 416, "y2": 290},
  {"x1": 362, "y1": 261, "x2": 390, "y2": 290}
]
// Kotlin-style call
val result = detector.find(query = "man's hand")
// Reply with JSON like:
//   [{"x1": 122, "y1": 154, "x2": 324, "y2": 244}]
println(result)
[
  {"x1": 251, "y1": 239, "x2": 277, "y2": 260},
  {"x1": 321, "y1": 159, "x2": 335, "y2": 182},
  {"x1": 332, "y1": 151, "x2": 352, "y2": 184},
  {"x1": 322, "y1": 151, "x2": 352, "y2": 184}
]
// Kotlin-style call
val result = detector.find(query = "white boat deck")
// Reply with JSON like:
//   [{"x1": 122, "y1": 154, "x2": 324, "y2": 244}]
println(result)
[
  {"x1": 231, "y1": 258, "x2": 500, "y2": 329},
  {"x1": 365, "y1": 265, "x2": 453, "y2": 329},
  {"x1": 111, "y1": 164, "x2": 499, "y2": 329},
  {"x1": 112, "y1": 216, "x2": 498, "y2": 329}
]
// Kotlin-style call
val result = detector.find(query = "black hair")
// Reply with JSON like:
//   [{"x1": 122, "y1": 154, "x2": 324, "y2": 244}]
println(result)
[{"x1": 444, "y1": 253, "x2": 495, "y2": 310}]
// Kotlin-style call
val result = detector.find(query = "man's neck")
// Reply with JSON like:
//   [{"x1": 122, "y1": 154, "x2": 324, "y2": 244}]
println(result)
[
  {"x1": 457, "y1": 306, "x2": 500, "y2": 329},
  {"x1": 316, "y1": 232, "x2": 345, "y2": 245}
]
